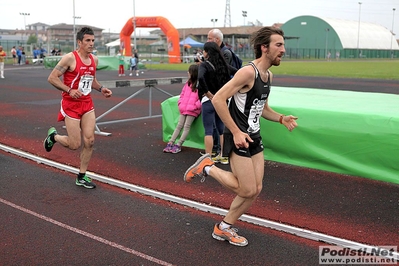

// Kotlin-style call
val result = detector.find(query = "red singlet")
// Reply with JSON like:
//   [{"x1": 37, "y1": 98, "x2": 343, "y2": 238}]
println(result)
[{"x1": 58, "y1": 51, "x2": 96, "y2": 121}]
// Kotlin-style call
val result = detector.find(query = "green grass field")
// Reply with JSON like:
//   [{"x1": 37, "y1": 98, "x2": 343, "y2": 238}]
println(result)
[
  {"x1": 145, "y1": 60, "x2": 399, "y2": 80},
  {"x1": 7, "y1": 56, "x2": 397, "y2": 80}
]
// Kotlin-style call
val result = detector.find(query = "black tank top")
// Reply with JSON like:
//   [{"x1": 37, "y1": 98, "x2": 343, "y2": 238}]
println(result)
[{"x1": 225, "y1": 62, "x2": 270, "y2": 136}]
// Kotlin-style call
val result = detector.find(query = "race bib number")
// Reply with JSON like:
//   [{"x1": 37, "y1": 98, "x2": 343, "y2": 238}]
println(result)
[
  {"x1": 78, "y1": 75, "x2": 93, "y2": 95},
  {"x1": 247, "y1": 105, "x2": 262, "y2": 133}
]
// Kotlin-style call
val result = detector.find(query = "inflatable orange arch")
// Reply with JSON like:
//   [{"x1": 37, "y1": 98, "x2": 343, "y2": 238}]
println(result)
[{"x1": 120, "y1": 16, "x2": 181, "y2": 63}]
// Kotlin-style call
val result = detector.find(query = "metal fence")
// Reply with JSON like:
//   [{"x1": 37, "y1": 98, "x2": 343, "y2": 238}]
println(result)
[{"x1": 284, "y1": 48, "x2": 398, "y2": 60}]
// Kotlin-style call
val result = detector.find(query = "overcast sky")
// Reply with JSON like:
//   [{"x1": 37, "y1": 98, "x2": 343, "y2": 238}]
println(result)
[{"x1": 1, "y1": 0, "x2": 397, "y2": 37}]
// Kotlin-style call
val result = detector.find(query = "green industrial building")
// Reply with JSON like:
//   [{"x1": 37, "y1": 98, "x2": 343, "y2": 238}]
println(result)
[{"x1": 281, "y1": 15, "x2": 399, "y2": 59}]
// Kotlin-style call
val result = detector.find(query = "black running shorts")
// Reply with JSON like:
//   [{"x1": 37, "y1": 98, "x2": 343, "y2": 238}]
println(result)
[{"x1": 222, "y1": 133, "x2": 264, "y2": 158}]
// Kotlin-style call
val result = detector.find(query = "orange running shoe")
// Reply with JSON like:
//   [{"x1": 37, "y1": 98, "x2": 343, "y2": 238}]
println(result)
[
  {"x1": 212, "y1": 223, "x2": 248, "y2": 247},
  {"x1": 183, "y1": 153, "x2": 214, "y2": 183}
]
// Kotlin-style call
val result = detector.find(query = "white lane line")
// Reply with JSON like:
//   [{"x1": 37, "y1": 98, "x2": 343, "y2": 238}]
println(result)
[
  {"x1": 0, "y1": 198, "x2": 174, "y2": 266},
  {"x1": 1, "y1": 143, "x2": 398, "y2": 261}
]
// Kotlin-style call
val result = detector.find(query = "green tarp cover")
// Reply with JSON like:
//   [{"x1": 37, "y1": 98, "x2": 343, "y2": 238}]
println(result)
[{"x1": 161, "y1": 87, "x2": 399, "y2": 184}]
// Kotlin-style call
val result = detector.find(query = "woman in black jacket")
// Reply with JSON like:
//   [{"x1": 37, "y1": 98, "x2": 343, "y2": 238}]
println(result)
[{"x1": 198, "y1": 41, "x2": 236, "y2": 162}]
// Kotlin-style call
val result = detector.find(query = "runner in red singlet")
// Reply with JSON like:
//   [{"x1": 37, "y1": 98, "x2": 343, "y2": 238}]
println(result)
[{"x1": 44, "y1": 27, "x2": 112, "y2": 189}]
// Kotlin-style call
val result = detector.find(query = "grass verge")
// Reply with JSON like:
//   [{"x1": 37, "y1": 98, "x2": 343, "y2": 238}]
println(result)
[{"x1": 144, "y1": 60, "x2": 399, "y2": 80}]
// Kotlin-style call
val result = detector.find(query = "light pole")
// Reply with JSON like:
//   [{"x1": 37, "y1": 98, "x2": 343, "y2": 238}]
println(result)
[
  {"x1": 242, "y1": 11, "x2": 247, "y2": 26},
  {"x1": 73, "y1": 0, "x2": 76, "y2": 50},
  {"x1": 391, "y1": 8, "x2": 396, "y2": 58},
  {"x1": 73, "y1": 16, "x2": 81, "y2": 50},
  {"x1": 19, "y1": 12, "x2": 30, "y2": 30},
  {"x1": 133, "y1": 0, "x2": 137, "y2": 51},
  {"x1": 325, "y1": 28, "x2": 330, "y2": 60},
  {"x1": 211, "y1": 18, "x2": 218, "y2": 27},
  {"x1": 72, "y1": 0, "x2": 81, "y2": 51},
  {"x1": 357, "y1": 2, "x2": 362, "y2": 58}
]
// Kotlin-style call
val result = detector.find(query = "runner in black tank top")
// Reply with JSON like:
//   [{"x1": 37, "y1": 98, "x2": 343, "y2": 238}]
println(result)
[
  {"x1": 184, "y1": 27, "x2": 298, "y2": 247},
  {"x1": 226, "y1": 62, "x2": 270, "y2": 138}
]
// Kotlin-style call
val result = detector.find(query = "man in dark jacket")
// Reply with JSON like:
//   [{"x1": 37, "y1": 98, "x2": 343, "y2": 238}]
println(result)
[
  {"x1": 207, "y1": 29, "x2": 233, "y2": 66},
  {"x1": 205, "y1": 29, "x2": 235, "y2": 163}
]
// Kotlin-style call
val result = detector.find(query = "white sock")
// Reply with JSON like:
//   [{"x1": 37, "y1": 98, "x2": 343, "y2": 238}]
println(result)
[
  {"x1": 204, "y1": 165, "x2": 213, "y2": 175},
  {"x1": 219, "y1": 221, "x2": 232, "y2": 230}
]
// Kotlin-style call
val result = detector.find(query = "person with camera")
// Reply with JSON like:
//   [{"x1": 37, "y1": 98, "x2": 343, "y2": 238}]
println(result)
[
  {"x1": 201, "y1": 29, "x2": 235, "y2": 163},
  {"x1": 194, "y1": 49, "x2": 204, "y2": 64},
  {"x1": 195, "y1": 42, "x2": 236, "y2": 164}
]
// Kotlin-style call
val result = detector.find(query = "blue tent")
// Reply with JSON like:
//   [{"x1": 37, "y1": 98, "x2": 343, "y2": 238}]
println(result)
[{"x1": 179, "y1": 37, "x2": 204, "y2": 48}]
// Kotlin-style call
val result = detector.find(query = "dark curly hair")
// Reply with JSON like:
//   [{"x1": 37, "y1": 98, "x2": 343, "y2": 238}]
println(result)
[{"x1": 203, "y1": 42, "x2": 230, "y2": 87}]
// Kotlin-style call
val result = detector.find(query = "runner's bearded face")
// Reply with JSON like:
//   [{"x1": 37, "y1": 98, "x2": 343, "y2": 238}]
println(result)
[{"x1": 267, "y1": 34, "x2": 285, "y2": 66}]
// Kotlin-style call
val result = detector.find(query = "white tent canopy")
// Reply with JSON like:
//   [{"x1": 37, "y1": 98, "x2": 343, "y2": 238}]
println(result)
[
  {"x1": 150, "y1": 40, "x2": 165, "y2": 46},
  {"x1": 105, "y1": 39, "x2": 120, "y2": 47},
  {"x1": 105, "y1": 39, "x2": 134, "y2": 47}
]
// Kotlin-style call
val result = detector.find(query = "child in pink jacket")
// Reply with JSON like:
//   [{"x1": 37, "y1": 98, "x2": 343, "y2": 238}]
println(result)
[{"x1": 163, "y1": 64, "x2": 201, "y2": 153}]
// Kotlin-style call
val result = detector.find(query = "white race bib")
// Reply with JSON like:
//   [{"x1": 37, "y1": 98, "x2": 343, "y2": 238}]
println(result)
[
  {"x1": 78, "y1": 75, "x2": 93, "y2": 95},
  {"x1": 247, "y1": 105, "x2": 263, "y2": 133}
]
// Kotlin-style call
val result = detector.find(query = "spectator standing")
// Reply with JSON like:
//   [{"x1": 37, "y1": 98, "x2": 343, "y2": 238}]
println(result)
[
  {"x1": 129, "y1": 56, "x2": 137, "y2": 76},
  {"x1": 133, "y1": 49, "x2": 139, "y2": 76},
  {"x1": 21, "y1": 47, "x2": 26, "y2": 65},
  {"x1": 163, "y1": 64, "x2": 201, "y2": 153},
  {"x1": 207, "y1": 29, "x2": 233, "y2": 66},
  {"x1": 197, "y1": 42, "x2": 235, "y2": 164},
  {"x1": 40, "y1": 47, "x2": 46, "y2": 59},
  {"x1": 118, "y1": 51, "x2": 125, "y2": 76},
  {"x1": 11, "y1": 46, "x2": 17, "y2": 65},
  {"x1": 0, "y1": 46, "x2": 6, "y2": 78},
  {"x1": 33, "y1": 47, "x2": 38, "y2": 59},
  {"x1": 17, "y1": 46, "x2": 22, "y2": 65},
  {"x1": 206, "y1": 28, "x2": 238, "y2": 163}
]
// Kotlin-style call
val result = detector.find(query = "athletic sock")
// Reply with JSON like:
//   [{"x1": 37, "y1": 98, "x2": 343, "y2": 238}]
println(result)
[
  {"x1": 204, "y1": 165, "x2": 214, "y2": 175},
  {"x1": 219, "y1": 220, "x2": 232, "y2": 230},
  {"x1": 77, "y1": 173, "x2": 85, "y2": 179},
  {"x1": 50, "y1": 133, "x2": 56, "y2": 143}
]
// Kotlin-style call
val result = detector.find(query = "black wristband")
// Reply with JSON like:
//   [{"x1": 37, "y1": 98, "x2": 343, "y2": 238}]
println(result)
[{"x1": 98, "y1": 85, "x2": 103, "y2": 92}]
